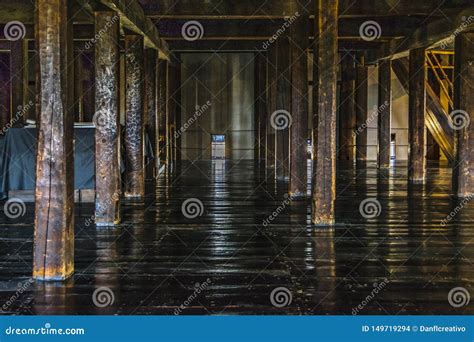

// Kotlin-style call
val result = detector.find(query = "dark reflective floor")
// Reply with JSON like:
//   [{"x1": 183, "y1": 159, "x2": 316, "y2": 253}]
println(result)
[{"x1": 0, "y1": 160, "x2": 473, "y2": 315}]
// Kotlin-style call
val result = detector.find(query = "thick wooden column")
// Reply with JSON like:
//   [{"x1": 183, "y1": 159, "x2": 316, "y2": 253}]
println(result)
[
  {"x1": 408, "y1": 48, "x2": 426, "y2": 183},
  {"x1": 174, "y1": 55, "x2": 182, "y2": 163},
  {"x1": 339, "y1": 54, "x2": 356, "y2": 161},
  {"x1": 124, "y1": 34, "x2": 145, "y2": 197},
  {"x1": 10, "y1": 38, "x2": 27, "y2": 125},
  {"x1": 266, "y1": 44, "x2": 277, "y2": 172},
  {"x1": 289, "y1": 8, "x2": 309, "y2": 196},
  {"x1": 275, "y1": 37, "x2": 290, "y2": 181},
  {"x1": 94, "y1": 11, "x2": 121, "y2": 226},
  {"x1": 453, "y1": 31, "x2": 474, "y2": 197},
  {"x1": 312, "y1": 0, "x2": 338, "y2": 225},
  {"x1": 355, "y1": 56, "x2": 368, "y2": 161},
  {"x1": 0, "y1": 54, "x2": 10, "y2": 130},
  {"x1": 33, "y1": 0, "x2": 74, "y2": 280},
  {"x1": 144, "y1": 48, "x2": 158, "y2": 178},
  {"x1": 377, "y1": 60, "x2": 392, "y2": 169},
  {"x1": 255, "y1": 53, "x2": 268, "y2": 167},
  {"x1": 158, "y1": 59, "x2": 168, "y2": 167}
]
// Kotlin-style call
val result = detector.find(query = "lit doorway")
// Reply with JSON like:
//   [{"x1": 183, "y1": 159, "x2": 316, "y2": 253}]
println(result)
[{"x1": 211, "y1": 135, "x2": 226, "y2": 160}]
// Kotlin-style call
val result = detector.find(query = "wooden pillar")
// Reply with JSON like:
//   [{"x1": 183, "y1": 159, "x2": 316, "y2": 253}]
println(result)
[
  {"x1": 289, "y1": 8, "x2": 309, "y2": 196},
  {"x1": 94, "y1": 10, "x2": 121, "y2": 226},
  {"x1": 73, "y1": 51, "x2": 84, "y2": 122},
  {"x1": 33, "y1": 0, "x2": 74, "y2": 280},
  {"x1": 158, "y1": 59, "x2": 168, "y2": 167},
  {"x1": 10, "y1": 38, "x2": 27, "y2": 125},
  {"x1": 275, "y1": 37, "x2": 290, "y2": 181},
  {"x1": 124, "y1": 34, "x2": 145, "y2": 197},
  {"x1": 174, "y1": 55, "x2": 182, "y2": 163},
  {"x1": 453, "y1": 31, "x2": 474, "y2": 197},
  {"x1": 377, "y1": 59, "x2": 392, "y2": 169},
  {"x1": 408, "y1": 47, "x2": 426, "y2": 183},
  {"x1": 339, "y1": 54, "x2": 356, "y2": 161},
  {"x1": 0, "y1": 53, "x2": 10, "y2": 130},
  {"x1": 266, "y1": 44, "x2": 277, "y2": 172},
  {"x1": 144, "y1": 48, "x2": 158, "y2": 178},
  {"x1": 312, "y1": 0, "x2": 338, "y2": 225},
  {"x1": 355, "y1": 56, "x2": 368, "y2": 161},
  {"x1": 255, "y1": 53, "x2": 268, "y2": 167},
  {"x1": 168, "y1": 62, "x2": 177, "y2": 165}
]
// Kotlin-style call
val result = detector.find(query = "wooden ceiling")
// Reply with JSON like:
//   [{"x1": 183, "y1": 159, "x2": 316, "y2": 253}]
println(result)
[{"x1": 0, "y1": 0, "x2": 472, "y2": 63}]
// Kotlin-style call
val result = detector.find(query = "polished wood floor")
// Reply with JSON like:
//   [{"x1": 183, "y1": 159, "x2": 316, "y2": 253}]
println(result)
[{"x1": 0, "y1": 160, "x2": 473, "y2": 315}]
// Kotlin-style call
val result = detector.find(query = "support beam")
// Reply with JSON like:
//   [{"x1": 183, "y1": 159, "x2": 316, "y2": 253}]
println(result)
[
  {"x1": 33, "y1": 0, "x2": 74, "y2": 281},
  {"x1": 289, "y1": 6, "x2": 309, "y2": 197},
  {"x1": 255, "y1": 53, "x2": 267, "y2": 167},
  {"x1": 158, "y1": 59, "x2": 168, "y2": 167},
  {"x1": 10, "y1": 39, "x2": 27, "y2": 125},
  {"x1": 0, "y1": 53, "x2": 10, "y2": 130},
  {"x1": 339, "y1": 54, "x2": 356, "y2": 161},
  {"x1": 266, "y1": 43, "x2": 277, "y2": 172},
  {"x1": 408, "y1": 47, "x2": 426, "y2": 183},
  {"x1": 312, "y1": 0, "x2": 338, "y2": 225},
  {"x1": 377, "y1": 60, "x2": 391, "y2": 169},
  {"x1": 94, "y1": 10, "x2": 121, "y2": 226},
  {"x1": 144, "y1": 48, "x2": 158, "y2": 178},
  {"x1": 275, "y1": 36, "x2": 290, "y2": 181},
  {"x1": 355, "y1": 56, "x2": 368, "y2": 161},
  {"x1": 124, "y1": 34, "x2": 145, "y2": 197},
  {"x1": 452, "y1": 31, "x2": 474, "y2": 197}
]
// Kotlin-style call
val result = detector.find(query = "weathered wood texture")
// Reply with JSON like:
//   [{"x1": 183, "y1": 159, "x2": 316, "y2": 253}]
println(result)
[
  {"x1": 408, "y1": 47, "x2": 426, "y2": 183},
  {"x1": 10, "y1": 39, "x2": 27, "y2": 125},
  {"x1": 266, "y1": 43, "x2": 277, "y2": 171},
  {"x1": 275, "y1": 36, "x2": 290, "y2": 181},
  {"x1": 34, "y1": 0, "x2": 74, "y2": 280},
  {"x1": 255, "y1": 53, "x2": 267, "y2": 166},
  {"x1": 0, "y1": 53, "x2": 10, "y2": 131},
  {"x1": 452, "y1": 31, "x2": 474, "y2": 197},
  {"x1": 94, "y1": 11, "x2": 121, "y2": 225},
  {"x1": 289, "y1": 8, "x2": 309, "y2": 196},
  {"x1": 355, "y1": 57, "x2": 368, "y2": 161},
  {"x1": 144, "y1": 49, "x2": 158, "y2": 177},
  {"x1": 339, "y1": 54, "x2": 356, "y2": 161},
  {"x1": 173, "y1": 54, "x2": 182, "y2": 162},
  {"x1": 124, "y1": 34, "x2": 145, "y2": 197},
  {"x1": 312, "y1": 0, "x2": 338, "y2": 225},
  {"x1": 158, "y1": 59, "x2": 168, "y2": 166},
  {"x1": 377, "y1": 59, "x2": 391, "y2": 169}
]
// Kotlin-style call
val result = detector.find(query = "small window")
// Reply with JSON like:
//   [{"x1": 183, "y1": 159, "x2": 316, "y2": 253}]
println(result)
[{"x1": 211, "y1": 135, "x2": 225, "y2": 159}]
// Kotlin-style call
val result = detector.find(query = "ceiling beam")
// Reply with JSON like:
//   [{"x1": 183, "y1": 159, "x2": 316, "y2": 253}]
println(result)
[{"x1": 366, "y1": 6, "x2": 474, "y2": 63}]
